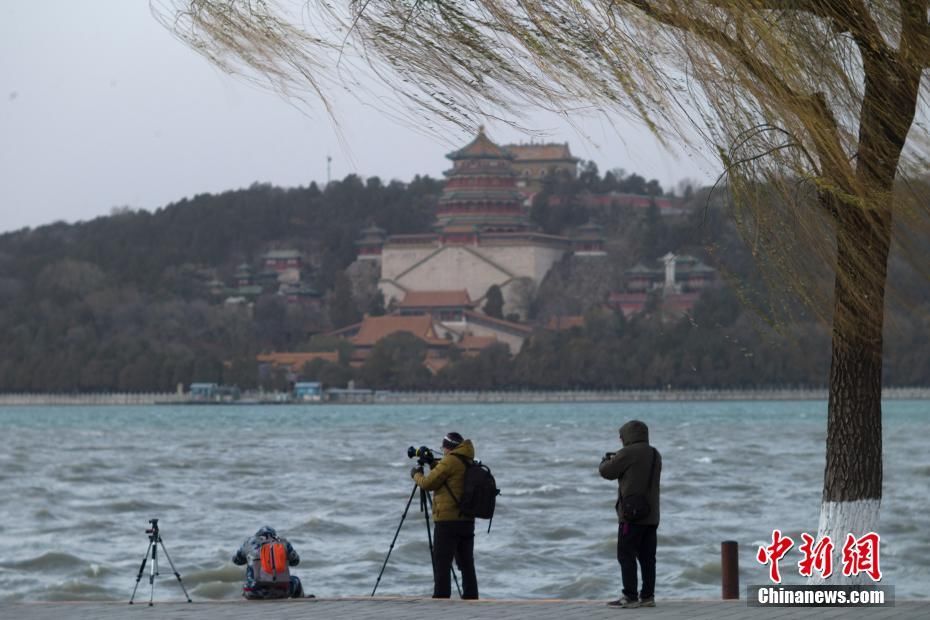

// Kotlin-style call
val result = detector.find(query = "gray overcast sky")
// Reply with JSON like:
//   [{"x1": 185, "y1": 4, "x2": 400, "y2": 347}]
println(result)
[{"x1": 0, "y1": 1, "x2": 717, "y2": 234}]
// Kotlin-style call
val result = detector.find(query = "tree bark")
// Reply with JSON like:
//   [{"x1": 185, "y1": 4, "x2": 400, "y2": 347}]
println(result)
[
  {"x1": 824, "y1": 206, "x2": 889, "y2": 503},
  {"x1": 814, "y1": 203, "x2": 890, "y2": 583},
  {"x1": 814, "y1": 48, "x2": 920, "y2": 583}
]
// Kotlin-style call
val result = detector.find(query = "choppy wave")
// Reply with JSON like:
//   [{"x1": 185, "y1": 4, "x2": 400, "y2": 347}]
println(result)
[
  {"x1": 82, "y1": 564, "x2": 112, "y2": 579},
  {"x1": 83, "y1": 499, "x2": 182, "y2": 514},
  {"x1": 1, "y1": 552, "x2": 87, "y2": 572},
  {"x1": 508, "y1": 484, "x2": 564, "y2": 497},
  {"x1": 33, "y1": 508, "x2": 55, "y2": 520},
  {"x1": 298, "y1": 516, "x2": 361, "y2": 536},
  {"x1": 539, "y1": 526, "x2": 586, "y2": 541},
  {"x1": 191, "y1": 581, "x2": 240, "y2": 600},
  {"x1": 40, "y1": 580, "x2": 120, "y2": 602},
  {"x1": 182, "y1": 564, "x2": 243, "y2": 586},
  {"x1": 675, "y1": 562, "x2": 722, "y2": 585},
  {"x1": 0, "y1": 401, "x2": 928, "y2": 602},
  {"x1": 531, "y1": 575, "x2": 614, "y2": 599}
]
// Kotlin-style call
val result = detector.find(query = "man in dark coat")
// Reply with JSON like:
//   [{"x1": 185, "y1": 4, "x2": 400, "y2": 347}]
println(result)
[{"x1": 599, "y1": 419, "x2": 662, "y2": 608}]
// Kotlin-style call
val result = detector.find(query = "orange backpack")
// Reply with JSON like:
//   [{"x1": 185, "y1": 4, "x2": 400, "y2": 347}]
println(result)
[{"x1": 253, "y1": 542, "x2": 290, "y2": 590}]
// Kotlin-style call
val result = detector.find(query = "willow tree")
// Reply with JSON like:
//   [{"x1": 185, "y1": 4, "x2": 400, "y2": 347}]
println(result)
[{"x1": 157, "y1": 1, "x2": 930, "y2": 581}]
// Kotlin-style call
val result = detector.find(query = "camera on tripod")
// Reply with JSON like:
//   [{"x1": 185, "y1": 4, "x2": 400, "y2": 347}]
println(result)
[
  {"x1": 145, "y1": 518, "x2": 159, "y2": 535},
  {"x1": 407, "y1": 445, "x2": 436, "y2": 466},
  {"x1": 373, "y1": 447, "x2": 461, "y2": 597}
]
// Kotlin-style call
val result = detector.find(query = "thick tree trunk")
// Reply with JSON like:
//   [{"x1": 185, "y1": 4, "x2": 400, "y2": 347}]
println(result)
[
  {"x1": 813, "y1": 209, "x2": 888, "y2": 584},
  {"x1": 812, "y1": 49, "x2": 920, "y2": 584}
]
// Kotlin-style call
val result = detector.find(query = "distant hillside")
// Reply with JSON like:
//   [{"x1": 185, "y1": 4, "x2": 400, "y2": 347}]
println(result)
[
  {"x1": 0, "y1": 176, "x2": 440, "y2": 392},
  {"x1": 0, "y1": 169, "x2": 928, "y2": 392},
  {"x1": 0, "y1": 176, "x2": 442, "y2": 293}
]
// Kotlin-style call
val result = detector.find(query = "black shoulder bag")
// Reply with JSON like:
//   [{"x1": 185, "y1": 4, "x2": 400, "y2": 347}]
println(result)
[{"x1": 620, "y1": 448, "x2": 657, "y2": 523}]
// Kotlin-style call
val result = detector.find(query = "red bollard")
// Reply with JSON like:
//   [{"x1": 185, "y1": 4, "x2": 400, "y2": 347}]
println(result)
[{"x1": 721, "y1": 540, "x2": 739, "y2": 599}]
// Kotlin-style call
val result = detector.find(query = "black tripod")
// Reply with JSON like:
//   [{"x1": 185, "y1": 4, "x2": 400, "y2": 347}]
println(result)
[
  {"x1": 129, "y1": 519, "x2": 192, "y2": 606},
  {"x1": 371, "y1": 483, "x2": 461, "y2": 597}
]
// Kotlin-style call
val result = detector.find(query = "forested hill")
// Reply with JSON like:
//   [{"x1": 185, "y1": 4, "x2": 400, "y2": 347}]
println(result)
[
  {"x1": 1, "y1": 170, "x2": 928, "y2": 393},
  {"x1": 0, "y1": 176, "x2": 443, "y2": 392},
  {"x1": 0, "y1": 176, "x2": 441, "y2": 295}
]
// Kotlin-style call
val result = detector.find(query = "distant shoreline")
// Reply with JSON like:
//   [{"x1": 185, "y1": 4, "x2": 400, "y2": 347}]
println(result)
[{"x1": 1, "y1": 387, "x2": 929, "y2": 406}]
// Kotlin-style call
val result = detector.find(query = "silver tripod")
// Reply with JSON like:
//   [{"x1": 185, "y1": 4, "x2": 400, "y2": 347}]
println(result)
[{"x1": 129, "y1": 518, "x2": 192, "y2": 606}]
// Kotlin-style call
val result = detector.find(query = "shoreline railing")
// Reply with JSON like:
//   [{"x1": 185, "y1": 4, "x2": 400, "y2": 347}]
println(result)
[{"x1": 1, "y1": 386, "x2": 929, "y2": 406}]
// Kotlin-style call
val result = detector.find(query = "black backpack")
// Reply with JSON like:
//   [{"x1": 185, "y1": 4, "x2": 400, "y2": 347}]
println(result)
[{"x1": 448, "y1": 454, "x2": 501, "y2": 531}]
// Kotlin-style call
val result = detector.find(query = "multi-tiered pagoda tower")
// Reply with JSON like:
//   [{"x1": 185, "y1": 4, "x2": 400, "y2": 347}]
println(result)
[
  {"x1": 356, "y1": 128, "x2": 598, "y2": 319},
  {"x1": 435, "y1": 128, "x2": 529, "y2": 237}
]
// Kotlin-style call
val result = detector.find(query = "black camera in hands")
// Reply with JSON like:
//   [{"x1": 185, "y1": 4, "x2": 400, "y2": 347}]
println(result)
[
  {"x1": 407, "y1": 445, "x2": 436, "y2": 466},
  {"x1": 604, "y1": 452, "x2": 616, "y2": 460}
]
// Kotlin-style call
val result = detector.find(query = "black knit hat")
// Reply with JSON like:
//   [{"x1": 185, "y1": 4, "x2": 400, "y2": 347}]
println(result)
[{"x1": 442, "y1": 432, "x2": 464, "y2": 449}]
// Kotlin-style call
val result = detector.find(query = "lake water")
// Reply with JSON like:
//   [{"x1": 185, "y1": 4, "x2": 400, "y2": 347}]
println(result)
[{"x1": 0, "y1": 401, "x2": 927, "y2": 602}]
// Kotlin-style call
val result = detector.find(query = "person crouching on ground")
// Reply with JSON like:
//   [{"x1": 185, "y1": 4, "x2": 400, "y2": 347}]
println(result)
[
  {"x1": 599, "y1": 420, "x2": 662, "y2": 609},
  {"x1": 232, "y1": 525, "x2": 304, "y2": 599},
  {"x1": 410, "y1": 432, "x2": 479, "y2": 599}
]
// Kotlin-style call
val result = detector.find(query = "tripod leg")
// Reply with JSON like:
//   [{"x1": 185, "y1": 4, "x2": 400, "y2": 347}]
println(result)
[
  {"x1": 158, "y1": 538, "x2": 193, "y2": 602},
  {"x1": 421, "y1": 489, "x2": 436, "y2": 573},
  {"x1": 149, "y1": 538, "x2": 158, "y2": 606},
  {"x1": 129, "y1": 540, "x2": 154, "y2": 604},
  {"x1": 371, "y1": 483, "x2": 419, "y2": 597},
  {"x1": 424, "y1": 491, "x2": 461, "y2": 597}
]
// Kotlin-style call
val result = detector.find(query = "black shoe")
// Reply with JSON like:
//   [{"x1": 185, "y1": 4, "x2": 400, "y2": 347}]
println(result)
[
  {"x1": 607, "y1": 596, "x2": 640, "y2": 608},
  {"x1": 640, "y1": 597, "x2": 655, "y2": 607}
]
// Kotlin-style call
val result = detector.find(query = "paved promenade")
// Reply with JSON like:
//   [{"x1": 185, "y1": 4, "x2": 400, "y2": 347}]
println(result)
[{"x1": 3, "y1": 597, "x2": 926, "y2": 620}]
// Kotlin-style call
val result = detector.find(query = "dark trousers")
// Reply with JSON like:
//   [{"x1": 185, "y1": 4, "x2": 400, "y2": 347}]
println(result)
[
  {"x1": 432, "y1": 520, "x2": 478, "y2": 599},
  {"x1": 242, "y1": 575, "x2": 302, "y2": 599},
  {"x1": 617, "y1": 523, "x2": 657, "y2": 601}
]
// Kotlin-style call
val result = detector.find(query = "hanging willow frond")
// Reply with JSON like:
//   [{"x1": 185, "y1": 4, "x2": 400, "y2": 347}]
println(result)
[{"x1": 152, "y1": 0, "x2": 930, "y2": 336}]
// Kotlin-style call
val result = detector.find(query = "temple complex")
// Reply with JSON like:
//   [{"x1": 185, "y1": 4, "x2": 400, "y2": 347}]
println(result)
[
  {"x1": 356, "y1": 128, "x2": 601, "y2": 319},
  {"x1": 608, "y1": 253, "x2": 717, "y2": 319},
  {"x1": 505, "y1": 142, "x2": 579, "y2": 197}
]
